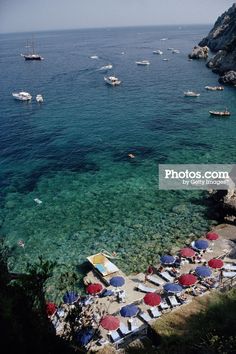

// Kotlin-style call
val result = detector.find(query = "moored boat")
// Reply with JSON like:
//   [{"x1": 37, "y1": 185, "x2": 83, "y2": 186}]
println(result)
[
  {"x1": 135, "y1": 60, "x2": 150, "y2": 65},
  {"x1": 12, "y1": 91, "x2": 32, "y2": 101},
  {"x1": 184, "y1": 90, "x2": 200, "y2": 97},
  {"x1": 209, "y1": 110, "x2": 231, "y2": 117},
  {"x1": 153, "y1": 50, "x2": 163, "y2": 55},
  {"x1": 36, "y1": 94, "x2": 43, "y2": 103},
  {"x1": 205, "y1": 86, "x2": 224, "y2": 91}
]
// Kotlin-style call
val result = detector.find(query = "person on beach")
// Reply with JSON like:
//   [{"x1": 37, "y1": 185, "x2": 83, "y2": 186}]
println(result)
[{"x1": 145, "y1": 264, "x2": 154, "y2": 282}]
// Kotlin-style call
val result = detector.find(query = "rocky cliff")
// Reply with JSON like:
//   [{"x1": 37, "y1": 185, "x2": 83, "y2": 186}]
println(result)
[{"x1": 198, "y1": 3, "x2": 236, "y2": 83}]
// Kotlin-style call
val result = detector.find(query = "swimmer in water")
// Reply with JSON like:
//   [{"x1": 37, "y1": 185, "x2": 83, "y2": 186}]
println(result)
[
  {"x1": 18, "y1": 240, "x2": 25, "y2": 248},
  {"x1": 128, "y1": 154, "x2": 135, "y2": 159}
]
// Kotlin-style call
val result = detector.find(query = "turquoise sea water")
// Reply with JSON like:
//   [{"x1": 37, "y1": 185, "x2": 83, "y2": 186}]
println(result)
[{"x1": 1, "y1": 26, "x2": 236, "y2": 288}]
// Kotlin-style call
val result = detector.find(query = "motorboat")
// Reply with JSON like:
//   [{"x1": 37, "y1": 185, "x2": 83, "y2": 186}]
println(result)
[
  {"x1": 136, "y1": 60, "x2": 150, "y2": 65},
  {"x1": 172, "y1": 49, "x2": 180, "y2": 54},
  {"x1": 205, "y1": 86, "x2": 224, "y2": 91},
  {"x1": 167, "y1": 48, "x2": 174, "y2": 50},
  {"x1": 90, "y1": 55, "x2": 99, "y2": 59},
  {"x1": 104, "y1": 76, "x2": 121, "y2": 86},
  {"x1": 184, "y1": 91, "x2": 200, "y2": 97},
  {"x1": 160, "y1": 38, "x2": 168, "y2": 41},
  {"x1": 99, "y1": 64, "x2": 113, "y2": 71},
  {"x1": 209, "y1": 110, "x2": 231, "y2": 117},
  {"x1": 12, "y1": 91, "x2": 32, "y2": 101},
  {"x1": 153, "y1": 50, "x2": 163, "y2": 55},
  {"x1": 162, "y1": 58, "x2": 169, "y2": 61},
  {"x1": 36, "y1": 94, "x2": 43, "y2": 103}
]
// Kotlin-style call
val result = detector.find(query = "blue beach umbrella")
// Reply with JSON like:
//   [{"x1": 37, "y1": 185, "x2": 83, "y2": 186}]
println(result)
[
  {"x1": 164, "y1": 283, "x2": 183, "y2": 294},
  {"x1": 160, "y1": 255, "x2": 176, "y2": 265},
  {"x1": 110, "y1": 276, "x2": 125, "y2": 288},
  {"x1": 195, "y1": 266, "x2": 212, "y2": 278},
  {"x1": 63, "y1": 290, "x2": 79, "y2": 304},
  {"x1": 76, "y1": 328, "x2": 94, "y2": 346},
  {"x1": 120, "y1": 304, "x2": 139, "y2": 318},
  {"x1": 194, "y1": 239, "x2": 209, "y2": 250}
]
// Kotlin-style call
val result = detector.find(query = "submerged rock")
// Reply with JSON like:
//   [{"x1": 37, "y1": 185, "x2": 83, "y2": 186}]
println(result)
[{"x1": 188, "y1": 45, "x2": 209, "y2": 59}]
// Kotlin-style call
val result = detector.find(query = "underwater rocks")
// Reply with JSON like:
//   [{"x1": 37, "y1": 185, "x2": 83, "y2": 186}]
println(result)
[{"x1": 188, "y1": 45, "x2": 209, "y2": 59}]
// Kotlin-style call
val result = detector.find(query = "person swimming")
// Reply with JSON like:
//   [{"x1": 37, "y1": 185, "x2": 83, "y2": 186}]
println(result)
[{"x1": 18, "y1": 240, "x2": 25, "y2": 248}]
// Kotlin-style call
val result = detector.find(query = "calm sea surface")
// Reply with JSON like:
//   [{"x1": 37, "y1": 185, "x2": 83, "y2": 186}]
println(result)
[{"x1": 1, "y1": 26, "x2": 236, "y2": 285}]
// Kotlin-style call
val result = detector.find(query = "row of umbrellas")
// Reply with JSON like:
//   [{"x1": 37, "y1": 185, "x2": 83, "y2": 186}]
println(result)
[{"x1": 161, "y1": 232, "x2": 220, "y2": 265}]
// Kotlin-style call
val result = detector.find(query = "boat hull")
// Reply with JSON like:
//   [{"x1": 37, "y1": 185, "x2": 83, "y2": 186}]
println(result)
[{"x1": 209, "y1": 111, "x2": 230, "y2": 117}]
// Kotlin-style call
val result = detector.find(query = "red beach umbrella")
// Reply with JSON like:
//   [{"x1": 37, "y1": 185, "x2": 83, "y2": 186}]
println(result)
[
  {"x1": 179, "y1": 274, "x2": 197, "y2": 287},
  {"x1": 208, "y1": 259, "x2": 224, "y2": 269},
  {"x1": 144, "y1": 293, "x2": 161, "y2": 307},
  {"x1": 180, "y1": 248, "x2": 195, "y2": 258},
  {"x1": 100, "y1": 315, "x2": 120, "y2": 331},
  {"x1": 206, "y1": 232, "x2": 219, "y2": 241},
  {"x1": 46, "y1": 302, "x2": 57, "y2": 317},
  {"x1": 86, "y1": 283, "x2": 103, "y2": 295}
]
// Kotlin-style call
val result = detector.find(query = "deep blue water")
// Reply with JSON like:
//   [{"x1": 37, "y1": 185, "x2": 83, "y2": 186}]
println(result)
[{"x1": 1, "y1": 26, "x2": 236, "y2": 287}]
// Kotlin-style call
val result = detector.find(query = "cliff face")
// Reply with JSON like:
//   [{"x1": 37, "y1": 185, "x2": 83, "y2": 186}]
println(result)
[{"x1": 199, "y1": 3, "x2": 236, "y2": 80}]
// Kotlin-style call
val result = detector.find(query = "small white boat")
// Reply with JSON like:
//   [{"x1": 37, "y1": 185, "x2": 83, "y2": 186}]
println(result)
[
  {"x1": 172, "y1": 49, "x2": 180, "y2": 54},
  {"x1": 90, "y1": 55, "x2": 99, "y2": 59},
  {"x1": 209, "y1": 110, "x2": 230, "y2": 117},
  {"x1": 153, "y1": 50, "x2": 163, "y2": 55},
  {"x1": 36, "y1": 94, "x2": 43, "y2": 103},
  {"x1": 99, "y1": 64, "x2": 113, "y2": 71},
  {"x1": 160, "y1": 38, "x2": 168, "y2": 41},
  {"x1": 12, "y1": 91, "x2": 32, "y2": 101},
  {"x1": 205, "y1": 86, "x2": 224, "y2": 91},
  {"x1": 136, "y1": 60, "x2": 150, "y2": 66},
  {"x1": 162, "y1": 58, "x2": 169, "y2": 61},
  {"x1": 167, "y1": 48, "x2": 174, "y2": 51},
  {"x1": 104, "y1": 76, "x2": 121, "y2": 86},
  {"x1": 184, "y1": 90, "x2": 200, "y2": 97}
]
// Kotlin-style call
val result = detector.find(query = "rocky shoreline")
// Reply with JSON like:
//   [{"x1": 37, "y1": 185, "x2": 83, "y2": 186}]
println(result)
[{"x1": 189, "y1": 3, "x2": 236, "y2": 86}]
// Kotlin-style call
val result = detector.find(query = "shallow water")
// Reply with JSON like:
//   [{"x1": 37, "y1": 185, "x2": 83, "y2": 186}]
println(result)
[{"x1": 1, "y1": 26, "x2": 236, "y2": 292}]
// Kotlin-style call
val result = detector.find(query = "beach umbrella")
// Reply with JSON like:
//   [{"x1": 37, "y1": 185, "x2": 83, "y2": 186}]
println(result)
[
  {"x1": 143, "y1": 293, "x2": 161, "y2": 307},
  {"x1": 110, "y1": 276, "x2": 125, "y2": 288},
  {"x1": 195, "y1": 266, "x2": 212, "y2": 278},
  {"x1": 99, "y1": 289, "x2": 114, "y2": 298},
  {"x1": 179, "y1": 274, "x2": 197, "y2": 287},
  {"x1": 163, "y1": 283, "x2": 183, "y2": 294},
  {"x1": 100, "y1": 315, "x2": 120, "y2": 331},
  {"x1": 194, "y1": 239, "x2": 209, "y2": 250},
  {"x1": 46, "y1": 302, "x2": 57, "y2": 317},
  {"x1": 86, "y1": 283, "x2": 103, "y2": 295},
  {"x1": 208, "y1": 258, "x2": 224, "y2": 269},
  {"x1": 63, "y1": 291, "x2": 79, "y2": 304},
  {"x1": 76, "y1": 328, "x2": 94, "y2": 346},
  {"x1": 120, "y1": 304, "x2": 139, "y2": 318},
  {"x1": 206, "y1": 232, "x2": 219, "y2": 241},
  {"x1": 180, "y1": 247, "x2": 195, "y2": 258},
  {"x1": 160, "y1": 255, "x2": 175, "y2": 265}
]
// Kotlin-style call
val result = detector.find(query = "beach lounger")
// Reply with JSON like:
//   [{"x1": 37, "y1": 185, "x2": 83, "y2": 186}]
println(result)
[
  {"x1": 222, "y1": 271, "x2": 236, "y2": 278},
  {"x1": 149, "y1": 307, "x2": 161, "y2": 318},
  {"x1": 139, "y1": 311, "x2": 153, "y2": 323},
  {"x1": 136, "y1": 283, "x2": 157, "y2": 293},
  {"x1": 147, "y1": 274, "x2": 165, "y2": 285},
  {"x1": 158, "y1": 271, "x2": 174, "y2": 282},
  {"x1": 109, "y1": 330, "x2": 122, "y2": 343},
  {"x1": 223, "y1": 264, "x2": 236, "y2": 271},
  {"x1": 159, "y1": 300, "x2": 170, "y2": 310},
  {"x1": 167, "y1": 295, "x2": 179, "y2": 307},
  {"x1": 119, "y1": 322, "x2": 131, "y2": 336}
]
